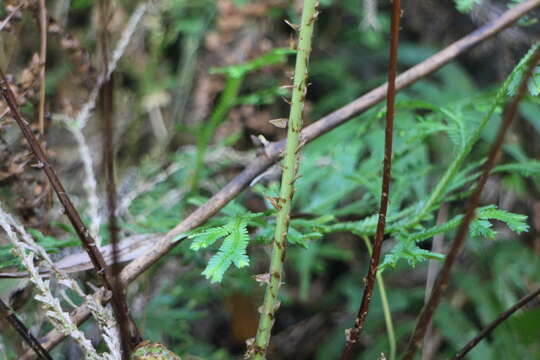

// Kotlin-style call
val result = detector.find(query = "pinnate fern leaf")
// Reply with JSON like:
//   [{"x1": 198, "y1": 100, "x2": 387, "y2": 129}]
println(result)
[
  {"x1": 190, "y1": 217, "x2": 250, "y2": 283},
  {"x1": 379, "y1": 239, "x2": 444, "y2": 271},
  {"x1": 494, "y1": 161, "x2": 540, "y2": 178},
  {"x1": 477, "y1": 205, "x2": 529, "y2": 234},
  {"x1": 380, "y1": 206, "x2": 529, "y2": 271},
  {"x1": 189, "y1": 226, "x2": 229, "y2": 251}
]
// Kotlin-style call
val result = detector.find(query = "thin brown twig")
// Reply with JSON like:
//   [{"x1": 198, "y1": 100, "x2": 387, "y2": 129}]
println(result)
[
  {"x1": 37, "y1": 0, "x2": 47, "y2": 134},
  {"x1": 0, "y1": 298, "x2": 53, "y2": 360},
  {"x1": 339, "y1": 0, "x2": 401, "y2": 358},
  {"x1": 402, "y1": 45, "x2": 540, "y2": 360},
  {"x1": 98, "y1": 0, "x2": 138, "y2": 356},
  {"x1": 19, "y1": 1, "x2": 540, "y2": 357},
  {"x1": 453, "y1": 287, "x2": 540, "y2": 359},
  {"x1": 0, "y1": 66, "x2": 133, "y2": 352},
  {"x1": 101, "y1": 73, "x2": 136, "y2": 358},
  {"x1": 0, "y1": 3, "x2": 24, "y2": 32}
]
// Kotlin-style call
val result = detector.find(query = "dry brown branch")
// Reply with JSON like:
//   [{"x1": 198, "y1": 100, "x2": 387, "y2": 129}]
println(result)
[
  {"x1": 0, "y1": 2, "x2": 25, "y2": 32},
  {"x1": 0, "y1": 66, "x2": 134, "y2": 357},
  {"x1": 453, "y1": 286, "x2": 540, "y2": 359},
  {"x1": 0, "y1": 298, "x2": 52, "y2": 360},
  {"x1": 19, "y1": 0, "x2": 540, "y2": 357},
  {"x1": 37, "y1": 0, "x2": 47, "y2": 134},
  {"x1": 98, "y1": 0, "x2": 136, "y2": 356}
]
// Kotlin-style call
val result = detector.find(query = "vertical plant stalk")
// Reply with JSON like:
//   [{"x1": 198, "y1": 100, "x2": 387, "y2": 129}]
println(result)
[
  {"x1": 37, "y1": 0, "x2": 47, "y2": 134},
  {"x1": 37, "y1": 0, "x2": 52, "y2": 235},
  {"x1": 402, "y1": 46, "x2": 540, "y2": 360},
  {"x1": 453, "y1": 286, "x2": 540, "y2": 359},
  {"x1": 0, "y1": 298, "x2": 53, "y2": 360},
  {"x1": 0, "y1": 66, "x2": 133, "y2": 354},
  {"x1": 339, "y1": 1, "x2": 401, "y2": 359},
  {"x1": 362, "y1": 236, "x2": 396, "y2": 360},
  {"x1": 101, "y1": 73, "x2": 136, "y2": 359},
  {"x1": 98, "y1": 1, "x2": 138, "y2": 357},
  {"x1": 250, "y1": 2, "x2": 319, "y2": 358}
]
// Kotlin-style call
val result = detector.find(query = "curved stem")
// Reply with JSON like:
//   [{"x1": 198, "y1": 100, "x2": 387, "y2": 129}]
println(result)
[{"x1": 250, "y1": 2, "x2": 319, "y2": 358}]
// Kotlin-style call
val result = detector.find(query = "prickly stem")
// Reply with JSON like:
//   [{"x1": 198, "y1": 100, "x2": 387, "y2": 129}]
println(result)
[{"x1": 250, "y1": 1, "x2": 319, "y2": 359}]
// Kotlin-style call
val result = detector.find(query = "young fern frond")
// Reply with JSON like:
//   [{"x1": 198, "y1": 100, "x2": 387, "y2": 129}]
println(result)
[
  {"x1": 189, "y1": 217, "x2": 251, "y2": 283},
  {"x1": 493, "y1": 160, "x2": 540, "y2": 177},
  {"x1": 441, "y1": 106, "x2": 468, "y2": 150},
  {"x1": 379, "y1": 205, "x2": 530, "y2": 271},
  {"x1": 409, "y1": 42, "x2": 540, "y2": 227},
  {"x1": 189, "y1": 226, "x2": 230, "y2": 251},
  {"x1": 380, "y1": 240, "x2": 445, "y2": 271},
  {"x1": 187, "y1": 201, "x2": 331, "y2": 284},
  {"x1": 476, "y1": 205, "x2": 529, "y2": 234}
]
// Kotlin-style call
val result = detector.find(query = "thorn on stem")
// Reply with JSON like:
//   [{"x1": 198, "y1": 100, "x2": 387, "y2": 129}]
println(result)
[{"x1": 284, "y1": 19, "x2": 299, "y2": 31}]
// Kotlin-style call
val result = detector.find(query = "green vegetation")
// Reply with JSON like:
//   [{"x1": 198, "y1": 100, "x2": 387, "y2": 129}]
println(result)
[{"x1": 1, "y1": 1, "x2": 540, "y2": 359}]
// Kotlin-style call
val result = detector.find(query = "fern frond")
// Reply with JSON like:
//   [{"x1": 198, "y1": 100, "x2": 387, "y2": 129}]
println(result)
[
  {"x1": 440, "y1": 107, "x2": 467, "y2": 150},
  {"x1": 405, "y1": 215, "x2": 464, "y2": 243},
  {"x1": 226, "y1": 219, "x2": 250, "y2": 268},
  {"x1": 470, "y1": 219, "x2": 496, "y2": 239},
  {"x1": 189, "y1": 226, "x2": 230, "y2": 251},
  {"x1": 407, "y1": 116, "x2": 449, "y2": 144},
  {"x1": 477, "y1": 206, "x2": 529, "y2": 234},
  {"x1": 200, "y1": 217, "x2": 250, "y2": 283},
  {"x1": 493, "y1": 161, "x2": 540, "y2": 178},
  {"x1": 380, "y1": 204, "x2": 528, "y2": 270},
  {"x1": 379, "y1": 239, "x2": 444, "y2": 272},
  {"x1": 327, "y1": 213, "x2": 379, "y2": 236},
  {"x1": 287, "y1": 227, "x2": 323, "y2": 248}
]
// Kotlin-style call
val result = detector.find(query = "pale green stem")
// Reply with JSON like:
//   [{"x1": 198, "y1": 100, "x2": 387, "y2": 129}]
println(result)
[
  {"x1": 251, "y1": 1, "x2": 319, "y2": 359},
  {"x1": 362, "y1": 236, "x2": 396, "y2": 360}
]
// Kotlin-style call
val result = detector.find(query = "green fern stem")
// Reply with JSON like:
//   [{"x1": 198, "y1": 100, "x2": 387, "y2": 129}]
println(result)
[
  {"x1": 362, "y1": 236, "x2": 396, "y2": 360},
  {"x1": 251, "y1": 1, "x2": 319, "y2": 358},
  {"x1": 190, "y1": 74, "x2": 243, "y2": 191},
  {"x1": 411, "y1": 43, "x2": 540, "y2": 225}
]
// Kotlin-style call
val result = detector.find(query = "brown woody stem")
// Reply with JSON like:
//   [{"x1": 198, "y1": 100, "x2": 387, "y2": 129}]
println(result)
[
  {"x1": 339, "y1": 0, "x2": 401, "y2": 359},
  {"x1": 0, "y1": 298, "x2": 52, "y2": 360},
  {"x1": 0, "y1": 67, "x2": 133, "y2": 355},
  {"x1": 453, "y1": 286, "x2": 540, "y2": 359}
]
